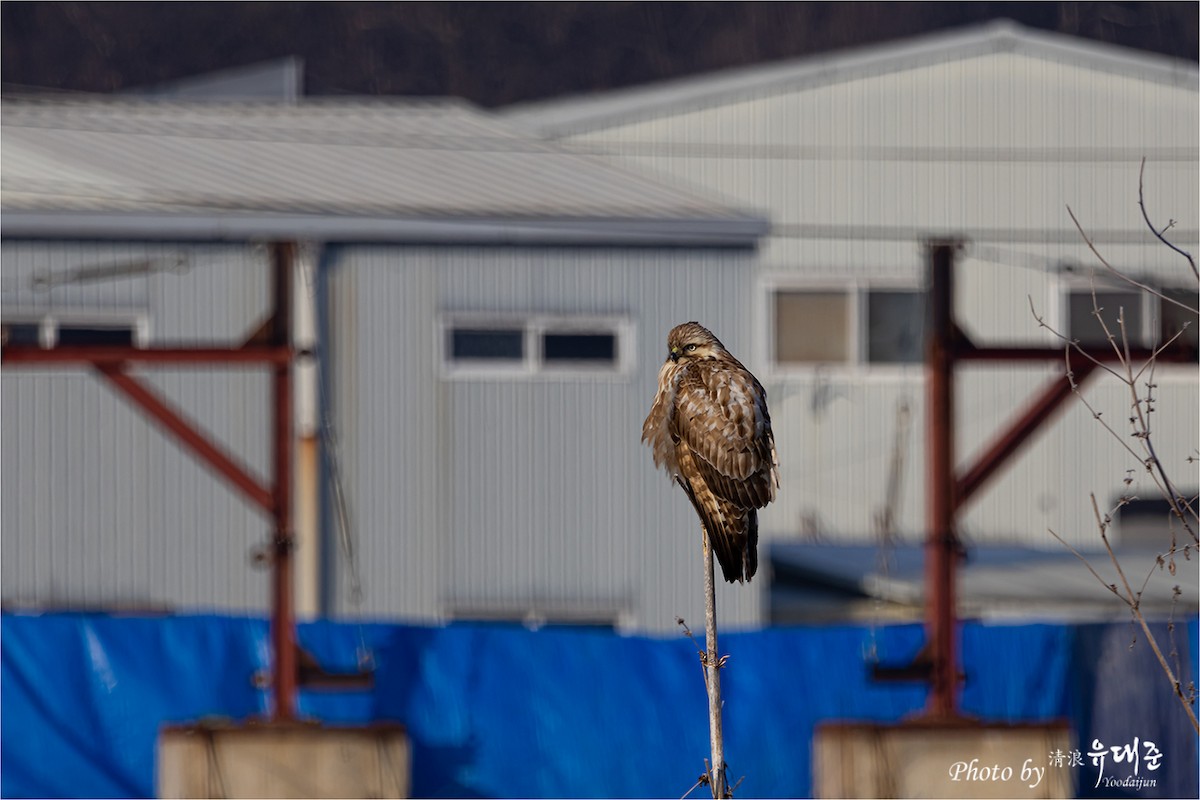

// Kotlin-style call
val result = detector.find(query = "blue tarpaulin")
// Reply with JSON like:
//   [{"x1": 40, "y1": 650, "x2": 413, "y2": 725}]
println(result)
[{"x1": 2, "y1": 613, "x2": 1196, "y2": 798}]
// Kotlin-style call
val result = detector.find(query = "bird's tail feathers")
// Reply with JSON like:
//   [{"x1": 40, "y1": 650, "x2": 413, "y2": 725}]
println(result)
[{"x1": 701, "y1": 498, "x2": 758, "y2": 584}]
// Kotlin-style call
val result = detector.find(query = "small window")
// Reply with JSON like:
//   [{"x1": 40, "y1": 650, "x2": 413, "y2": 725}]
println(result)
[
  {"x1": 450, "y1": 328, "x2": 524, "y2": 361},
  {"x1": 771, "y1": 286, "x2": 923, "y2": 367},
  {"x1": 2, "y1": 323, "x2": 42, "y2": 346},
  {"x1": 867, "y1": 290, "x2": 924, "y2": 364},
  {"x1": 1117, "y1": 496, "x2": 1194, "y2": 548},
  {"x1": 1159, "y1": 288, "x2": 1199, "y2": 350},
  {"x1": 1, "y1": 311, "x2": 146, "y2": 349},
  {"x1": 442, "y1": 315, "x2": 629, "y2": 378},
  {"x1": 56, "y1": 326, "x2": 137, "y2": 347},
  {"x1": 1068, "y1": 289, "x2": 1142, "y2": 347},
  {"x1": 542, "y1": 331, "x2": 616, "y2": 365},
  {"x1": 775, "y1": 290, "x2": 850, "y2": 364},
  {"x1": 1064, "y1": 285, "x2": 1197, "y2": 351}
]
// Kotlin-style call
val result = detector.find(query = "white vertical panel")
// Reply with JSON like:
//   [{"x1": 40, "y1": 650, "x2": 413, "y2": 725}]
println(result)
[
  {"x1": 1, "y1": 241, "x2": 271, "y2": 613},
  {"x1": 329, "y1": 246, "x2": 763, "y2": 631}
]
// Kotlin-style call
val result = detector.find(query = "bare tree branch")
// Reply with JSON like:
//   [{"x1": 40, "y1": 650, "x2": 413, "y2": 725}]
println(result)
[
  {"x1": 1027, "y1": 295, "x2": 1123, "y2": 381},
  {"x1": 1139, "y1": 157, "x2": 1199, "y2": 282},
  {"x1": 1065, "y1": 205, "x2": 1198, "y2": 316},
  {"x1": 1091, "y1": 495, "x2": 1200, "y2": 733},
  {"x1": 1048, "y1": 173, "x2": 1200, "y2": 734},
  {"x1": 1047, "y1": 527, "x2": 1123, "y2": 600}
]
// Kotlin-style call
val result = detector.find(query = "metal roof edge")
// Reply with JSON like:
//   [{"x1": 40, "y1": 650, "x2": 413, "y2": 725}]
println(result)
[
  {"x1": 0, "y1": 211, "x2": 770, "y2": 248},
  {"x1": 502, "y1": 20, "x2": 1199, "y2": 135},
  {"x1": 0, "y1": 92, "x2": 478, "y2": 112},
  {"x1": 121, "y1": 56, "x2": 305, "y2": 102}
]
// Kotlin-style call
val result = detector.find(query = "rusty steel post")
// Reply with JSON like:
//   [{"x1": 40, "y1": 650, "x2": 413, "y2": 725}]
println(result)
[
  {"x1": 872, "y1": 241, "x2": 1194, "y2": 711},
  {"x1": 269, "y1": 241, "x2": 297, "y2": 722},
  {"x1": 1, "y1": 242, "x2": 307, "y2": 722},
  {"x1": 925, "y1": 240, "x2": 960, "y2": 719}
]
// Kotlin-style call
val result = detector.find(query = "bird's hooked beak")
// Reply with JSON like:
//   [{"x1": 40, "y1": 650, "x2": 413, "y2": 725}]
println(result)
[{"x1": 669, "y1": 346, "x2": 681, "y2": 363}]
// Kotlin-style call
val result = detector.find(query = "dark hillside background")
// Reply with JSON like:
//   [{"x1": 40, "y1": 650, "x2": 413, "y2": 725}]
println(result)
[{"x1": 2, "y1": 2, "x2": 1197, "y2": 105}]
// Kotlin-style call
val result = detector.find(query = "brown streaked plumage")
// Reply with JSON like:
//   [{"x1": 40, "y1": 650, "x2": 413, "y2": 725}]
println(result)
[{"x1": 641, "y1": 321, "x2": 780, "y2": 583}]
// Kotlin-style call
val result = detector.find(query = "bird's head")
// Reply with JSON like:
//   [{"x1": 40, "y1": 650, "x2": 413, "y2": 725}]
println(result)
[{"x1": 666, "y1": 321, "x2": 726, "y2": 363}]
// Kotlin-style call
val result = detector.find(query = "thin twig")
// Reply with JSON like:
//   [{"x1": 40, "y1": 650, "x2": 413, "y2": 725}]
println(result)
[
  {"x1": 1091, "y1": 495, "x2": 1200, "y2": 733},
  {"x1": 1094, "y1": 291, "x2": 1198, "y2": 544},
  {"x1": 680, "y1": 775, "x2": 706, "y2": 800},
  {"x1": 1033, "y1": 293, "x2": 1198, "y2": 544},
  {"x1": 1066, "y1": 205, "x2": 1198, "y2": 315},
  {"x1": 1047, "y1": 528, "x2": 1122, "y2": 601},
  {"x1": 1131, "y1": 325, "x2": 1189, "y2": 384},
  {"x1": 1133, "y1": 542, "x2": 1194, "y2": 602},
  {"x1": 1139, "y1": 157, "x2": 1199, "y2": 281},
  {"x1": 1028, "y1": 296, "x2": 1123, "y2": 381},
  {"x1": 677, "y1": 617, "x2": 704, "y2": 659},
  {"x1": 1055, "y1": 183, "x2": 1200, "y2": 735}
]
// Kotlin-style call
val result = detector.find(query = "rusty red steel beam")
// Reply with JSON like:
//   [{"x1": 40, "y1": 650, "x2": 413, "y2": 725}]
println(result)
[
  {"x1": 924, "y1": 241, "x2": 961, "y2": 720},
  {"x1": 95, "y1": 364, "x2": 275, "y2": 514},
  {"x1": 1, "y1": 344, "x2": 291, "y2": 365},
  {"x1": 271, "y1": 358, "x2": 297, "y2": 721},
  {"x1": 955, "y1": 362, "x2": 1099, "y2": 509},
  {"x1": 268, "y1": 242, "x2": 297, "y2": 721},
  {"x1": 267, "y1": 241, "x2": 298, "y2": 723}
]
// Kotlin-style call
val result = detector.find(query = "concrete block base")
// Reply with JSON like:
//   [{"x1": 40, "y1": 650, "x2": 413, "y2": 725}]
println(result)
[
  {"x1": 814, "y1": 720, "x2": 1072, "y2": 798},
  {"x1": 157, "y1": 721, "x2": 409, "y2": 798}
]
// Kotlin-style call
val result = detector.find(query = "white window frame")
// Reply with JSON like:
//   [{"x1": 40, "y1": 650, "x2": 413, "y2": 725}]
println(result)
[
  {"x1": 761, "y1": 276, "x2": 925, "y2": 378},
  {"x1": 1, "y1": 307, "x2": 150, "y2": 349},
  {"x1": 438, "y1": 313, "x2": 635, "y2": 381}
]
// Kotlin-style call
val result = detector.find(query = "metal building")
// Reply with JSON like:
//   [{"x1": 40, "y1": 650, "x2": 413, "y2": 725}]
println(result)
[
  {"x1": 1, "y1": 96, "x2": 769, "y2": 631},
  {"x1": 3, "y1": 22, "x2": 1197, "y2": 633},
  {"x1": 505, "y1": 21, "x2": 1199, "y2": 576}
]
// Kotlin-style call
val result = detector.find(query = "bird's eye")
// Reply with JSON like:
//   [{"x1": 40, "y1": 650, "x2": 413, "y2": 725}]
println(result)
[{"x1": 685, "y1": 343, "x2": 698, "y2": 352}]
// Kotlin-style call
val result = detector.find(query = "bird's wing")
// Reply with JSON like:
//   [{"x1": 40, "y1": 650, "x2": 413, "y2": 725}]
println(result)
[
  {"x1": 672, "y1": 359, "x2": 778, "y2": 509},
  {"x1": 676, "y1": 439, "x2": 758, "y2": 582},
  {"x1": 641, "y1": 359, "x2": 681, "y2": 478}
]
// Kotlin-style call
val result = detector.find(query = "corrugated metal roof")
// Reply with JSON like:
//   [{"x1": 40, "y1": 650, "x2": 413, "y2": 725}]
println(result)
[
  {"x1": 1, "y1": 96, "x2": 767, "y2": 244},
  {"x1": 502, "y1": 20, "x2": 1200, "y2": 136}
]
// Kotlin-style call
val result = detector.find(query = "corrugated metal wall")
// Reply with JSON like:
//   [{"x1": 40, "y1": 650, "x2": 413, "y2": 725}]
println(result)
[
  {"x1": 544, "y1": 50, "x2": 1199, "y2": 552},
  {"x1": 327, "y1": 246, "x2": 766, "y2": 631},
  {"x1": 1, "y1": 241, "x2": 273, "y2": 612}
]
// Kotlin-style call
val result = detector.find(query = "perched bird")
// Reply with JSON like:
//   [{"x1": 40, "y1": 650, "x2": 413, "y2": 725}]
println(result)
[{"x1": 642, "y1": 322, "x2": 780, "y2": 583}]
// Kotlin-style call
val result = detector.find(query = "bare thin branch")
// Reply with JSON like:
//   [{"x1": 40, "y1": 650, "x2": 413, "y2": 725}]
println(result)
[
  {"x1": 1027, "y1": 296, "x2": 1123, "y2": 381},
  {"x1": 1047, "y1": 527, "x2": 1123, "y2": 601},
  {"x1": 1089, "y1": 495, "x2": 1200, "y2": 733},
  {"x1": 1139, "y1": 157, "x2": 1199, "y2": 281},
  {"x1": 681, "y1": 775, "x2": 706, "y2": 800},
  {"x1": 1131, "y1": 325, "x2": 1190, "y2": 384},
  {"x1": 1056, "y1": 183, "x2": 1200, "y2": 734},
  {"x1": 1033, "y1": 290, "x2": 1199, "y2": 545},
  {"x1": 1133, "y1": 543, "x2": 1195, "y2": 600},
  {"x1": 1065, "y1": 205, "x2": 1198, "y2": 315},
  {"x1": 1105, "y1": 297, "x2": 1199, "y2": 544}
]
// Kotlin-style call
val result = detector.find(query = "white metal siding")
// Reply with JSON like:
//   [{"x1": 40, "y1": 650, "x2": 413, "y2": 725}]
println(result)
[
  {"x1": 328, "y1": 246, "x2": 764, "y2": 631},
  {"x1": 1, "y1": 241, "x2": 273, "y2": 612}
]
